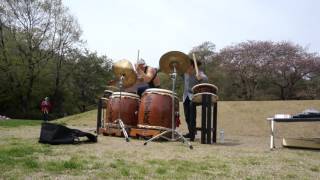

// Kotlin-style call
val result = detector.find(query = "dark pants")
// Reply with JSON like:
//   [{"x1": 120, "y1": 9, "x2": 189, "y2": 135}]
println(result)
[
  {"x1": 43, "y1": 112, "x2": 49, "y2": 121},
  {"x1": 137, "y1": 85, "x2": 149, "y2": 97},
  {"x1": 183, "y1": 98, "x2": 197, "y2": 137},
  {"x1": 137, "y1": 84, "x2": 161, "y2": 97}
]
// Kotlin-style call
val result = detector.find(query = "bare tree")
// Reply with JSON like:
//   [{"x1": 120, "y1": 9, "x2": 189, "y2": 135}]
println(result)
[
  {"x1": 266, "y1": 41, "x2": 320, "y2": 99},
  {"x1": 2, "y1": 0, "x2": 53, "y2": 114},
  {"x1": 189, "y1": 41, "x2": 216, "y2": 72},
  {"x1": 2, "y1": 0, "x2": 82, "y2": 116},
  {"x1": 49, "y1": 1, "x2": 83, "y2": 114},
  {"x1": 220, "y1": 41, "x2": 273, "y2": 100}
]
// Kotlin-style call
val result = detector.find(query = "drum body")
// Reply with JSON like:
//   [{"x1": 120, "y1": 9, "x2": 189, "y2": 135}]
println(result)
[
  {"x1": 192, "y1": 83, "x2": 218, "y2": 94},
  {"x1": 100, "y1": 97, "x2": 108, "y2": 109},
  {"x1": 106, "y1": 92, "x2": 139, "y2": 127},
  {"x1": 138, "y1": 88, "x2": 179, "y2": 130},
  {"x1": 192, "y1": 83, "x2": 218, "y2": 103}
]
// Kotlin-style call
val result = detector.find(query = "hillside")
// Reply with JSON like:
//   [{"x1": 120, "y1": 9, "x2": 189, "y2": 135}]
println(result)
[
  {"x1": 1, "y1": 100, "x2": 320, "y2": 179},
  {"x1": 58, "y1": 100, "x2": 320, "y2": 138}
]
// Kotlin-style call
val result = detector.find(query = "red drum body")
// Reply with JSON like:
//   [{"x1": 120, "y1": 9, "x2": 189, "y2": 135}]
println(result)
[
  {"x1": 138, "y1": 88, "x2": 179, "y2": 130},
  {"x1": 106, "y1": 92, "x2": 139, "y2": 127},
  {"x1": 101, "y1": 97, "x2": 108, "y2": 109},
  {"x1": 192, "y1": 83, "x2": 218, "y2": 95}
]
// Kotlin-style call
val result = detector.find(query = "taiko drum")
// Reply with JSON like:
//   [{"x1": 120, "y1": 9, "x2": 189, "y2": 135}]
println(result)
[
  {"x1": 138, "y1": 88, "x2": 179, "y2": 130},
  {"x1": 106, "y1": 92, "x2": 139, "y2": 127},
  {"x1": 192, "y1": 83, "x2": 218, "y2": 95}
]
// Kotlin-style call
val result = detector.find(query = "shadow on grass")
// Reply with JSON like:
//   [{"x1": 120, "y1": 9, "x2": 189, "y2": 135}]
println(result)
[{"x1": 215, "y1": 139, "x2": 242, "y2": 146}]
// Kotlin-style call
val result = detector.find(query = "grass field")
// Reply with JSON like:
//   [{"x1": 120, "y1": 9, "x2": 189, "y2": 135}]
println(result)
[{"x1": 1, "y1": 100, "x2": 320, "y2": 179}]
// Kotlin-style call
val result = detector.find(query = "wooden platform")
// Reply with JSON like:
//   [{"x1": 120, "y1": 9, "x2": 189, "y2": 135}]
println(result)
[
  {"x1": 130, "y1": 128, "x2": 163, "y2": 139},
  {"x1": 99, "y1": 127, "x2": 130, "y2": 137},
  {"x1": 282, "y1": 138, "x2": 320, "y2": 150},
  {"x1": 99, "y1": 127, "x2": 164, "y2": 139}
]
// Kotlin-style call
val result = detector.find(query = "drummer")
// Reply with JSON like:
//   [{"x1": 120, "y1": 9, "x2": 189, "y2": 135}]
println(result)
[
  {"x1": 183, "y1": 58, "x2": 208, "y2": 141},
  {"x1": 135, "y1": 58, "x2": 160, "y2": 96}
]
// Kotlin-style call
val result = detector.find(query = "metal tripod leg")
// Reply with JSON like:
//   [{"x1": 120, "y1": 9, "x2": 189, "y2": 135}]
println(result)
[
  {"x1": 116, "y1": 119, "x2": 130, "y2": 142},
  {"x1": 143, "y1": 64, "x2": 193, "y2": 150},
  {"x1": 143, "y1": 129, "x2": 193, "y2": 149},
  {"x1": 143, "y1": 130, "x2": 169, "y2": 145},
  {"x1": 174, "y1": 130, "x2": 193, "y2": 149}
]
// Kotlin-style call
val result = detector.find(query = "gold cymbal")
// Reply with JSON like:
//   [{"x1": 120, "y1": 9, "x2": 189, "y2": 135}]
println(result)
[
  {"x1": 159, "y1": 51, "x2": 191, "y2": 74},
  {"x1": 112, "y1": 59, "x2": 137, "y2": 88}
]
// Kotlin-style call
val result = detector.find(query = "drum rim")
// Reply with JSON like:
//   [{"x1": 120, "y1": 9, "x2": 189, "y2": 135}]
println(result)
[
  {"x1": 144, "y1": 88, "x2": 178, "y2": 96},
  {"x1": 104, "y1": 90, "x2": 113, "y2": 93},
  {"x1": 111, "y1": 92, "x2": 140, "y2": 99},
  {"x1": 192, "y1": 83, "x2": 218, "y2": 92},
  {"x1": 145, "y1": 88, "x2": 172, "y2": 93},
  {"x1": 142, "y1": 92, "x2": 178, "y2": 99}
]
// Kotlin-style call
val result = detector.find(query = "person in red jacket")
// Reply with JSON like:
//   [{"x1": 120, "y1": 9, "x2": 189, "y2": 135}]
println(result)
[{"x1": 40, "y1": 97, "x2": 51, "y2": 121}]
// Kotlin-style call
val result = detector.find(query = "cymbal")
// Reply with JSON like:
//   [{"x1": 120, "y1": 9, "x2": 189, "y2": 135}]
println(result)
[
  {"x1": 159, "y1": 51, "x2": 191, "y2": 74},
  {"x1": 112, "y1": 59, "x2": 137, "y2": 88}
]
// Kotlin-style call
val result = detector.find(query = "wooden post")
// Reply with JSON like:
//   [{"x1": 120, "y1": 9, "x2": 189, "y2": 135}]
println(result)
[
  {"x1": 201, "y1": 95, "x2": 207, "y2": 144},
  {"x1": 213, "y1": 102, "x2": 217, "y2": 143},
  {"x1": 206, "y1": 94, "x2": 212, "y2": 144},
  {"x1": 97, "y1": 98, "x2": 102, "y2": 134},
  {"x1": 197, "y1": 93, "x2": 218, "y2": 144},
  {"x1": 270, "y1": 119, "x2": 274, "y2": 149},
  {"x1": 200, "y1": 94, "x2": 217, "y2": 144}
]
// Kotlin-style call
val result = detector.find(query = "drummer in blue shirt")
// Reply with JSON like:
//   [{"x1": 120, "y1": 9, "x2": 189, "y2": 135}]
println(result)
[{"x1": 183, "y1": 58, "x2": 208, "y2": 141}]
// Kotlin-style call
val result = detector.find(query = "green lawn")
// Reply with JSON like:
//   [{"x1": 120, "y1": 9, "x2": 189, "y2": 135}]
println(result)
[
  {"x1": 1, "y1": 100, "x2": 320, "y2": 179},
  {"x1": 0, "y1": 119, "x2": 42, "y2": 128}
]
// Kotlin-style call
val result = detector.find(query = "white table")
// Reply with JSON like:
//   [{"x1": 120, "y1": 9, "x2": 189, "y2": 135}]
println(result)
[{"x1": 267, "y1": 117, "x2": 320, "y2": 150}]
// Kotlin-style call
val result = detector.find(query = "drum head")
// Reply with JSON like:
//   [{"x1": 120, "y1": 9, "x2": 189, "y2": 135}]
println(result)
[
  {"x1": 111, "y1": 92, "x2": 140, "y2": 99},
  {"x1": 104, "y1": 90, "x2": 113, "y2": 93},
  {"x1": 145, "y1": 88, "x2": 172, "y2": 94},
  {"x1": 104, "y1": 90, "x2": 113, "y2": 98},
  {"x1": 144, "y1": 88, "x2": 178, "y2": 97},
  {"x1": 192, "y1": 93, "x2": 218, "y2": 103},
  {"x1": 192, "y1": 83, "x2": 218, "y2": 93}
]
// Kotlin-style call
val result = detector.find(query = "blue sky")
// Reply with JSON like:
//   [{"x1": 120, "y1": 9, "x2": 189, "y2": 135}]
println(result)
[{"x1": 63, "y1": 0, "x2": 320, "y2": 67}]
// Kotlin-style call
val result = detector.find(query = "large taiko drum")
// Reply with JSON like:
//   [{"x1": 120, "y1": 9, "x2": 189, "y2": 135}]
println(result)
[
  {"x1": 106, "y1": 92, "x2": 140, "y2": 127},
  {"x1": 138, "y1": 88, "x2": 179, "y2": 130},
  {"x1": 192, "y1": 83, "x2": 218, "y2": 103}
]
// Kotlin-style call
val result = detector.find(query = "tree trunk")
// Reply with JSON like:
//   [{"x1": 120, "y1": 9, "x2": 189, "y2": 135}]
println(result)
[
  {"x1": 280, "y1": 87, "x2": 286, "y2": 100},
  {"x1": 52, "y1": 54, "x2": 64, "y2": 116}
]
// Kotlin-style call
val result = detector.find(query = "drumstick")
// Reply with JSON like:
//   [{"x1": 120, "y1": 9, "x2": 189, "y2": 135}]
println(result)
[
  {"x1": 135, "y1": 49, "x2": 140, "y2": 72},
  {"x1": 137, "y1": 49, "x2": 140, "y2": 63},
  {"x1": 192, "y1": 53, "x2": 199, "y2": 76}
]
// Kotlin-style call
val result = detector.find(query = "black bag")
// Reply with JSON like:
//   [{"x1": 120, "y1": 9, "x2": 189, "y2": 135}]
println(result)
[{"x1": 39, "y1": 122, "x2": 97, "y2": 145}]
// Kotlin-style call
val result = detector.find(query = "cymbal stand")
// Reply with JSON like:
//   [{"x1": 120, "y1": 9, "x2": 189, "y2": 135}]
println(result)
[
  {"x1": 114, "y1": 75, "x2": 130, "y2": 142},
  {"x1": 144, "y1": 64, "x2": 193, "y2": 149}
]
